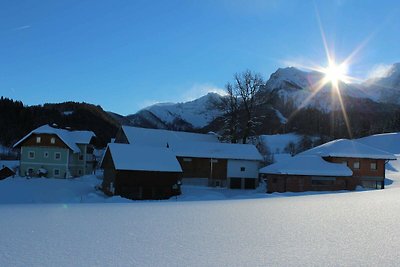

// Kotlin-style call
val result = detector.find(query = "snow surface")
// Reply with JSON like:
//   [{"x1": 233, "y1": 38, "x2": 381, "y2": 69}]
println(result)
[
  {"x1": 104, "y1": 143, "x2": 182, "y2": 172},
  {"x1": 260, "y1": 155, "x2": 353, "y2": 176},
  {"x1": 300, "y1": 138, "x2": 397, "y2": 160},
  {"x1": 2, "y1": 172, "x2": 400, "y2": 266}
]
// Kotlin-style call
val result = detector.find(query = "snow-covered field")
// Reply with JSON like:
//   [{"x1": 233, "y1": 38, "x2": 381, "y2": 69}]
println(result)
[{"x1": 1, "y1": 160, "x2": 400, "y2": 266}]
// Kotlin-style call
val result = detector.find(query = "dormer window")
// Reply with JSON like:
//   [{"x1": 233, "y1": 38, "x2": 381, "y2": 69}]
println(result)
[
  {"x1": 51, "y1": 137, "x2": 56, "y2": 144},
  {"x1": 36, "y1": 137, "x2": 41, "y2": 143}
]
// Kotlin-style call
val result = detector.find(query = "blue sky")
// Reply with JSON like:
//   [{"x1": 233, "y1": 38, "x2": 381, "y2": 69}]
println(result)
[{"x1": 1, "y1": 0, "x2": 399, "y2": 115}]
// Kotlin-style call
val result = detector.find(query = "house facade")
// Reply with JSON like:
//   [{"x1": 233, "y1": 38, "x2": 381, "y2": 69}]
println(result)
[
  {"x1": 101, "y1": 143, "x2": 182, "y2": 200},
  {"x1": 260, "y1": 155, "x2": 354, "y2": 193},
  {"x1": 14, "y1": 125, "x2": 96, "y2": 178},
  {"x1": 300, "y1": 139, "x2": 396, "y2": 189}
]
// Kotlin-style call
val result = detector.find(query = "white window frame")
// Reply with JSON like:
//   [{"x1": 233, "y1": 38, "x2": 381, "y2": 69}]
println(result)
[
  {"x1": 210, "y1": 159, "x2": 218, "y2": 163},
  {"x1": 370, "y1": 162, "x2": 377, "y2": 170},
  {"x1": 353, "y1": 161, "x2": 360, "y2": 169},
  {"x1": 183, "y1": 158, "x2": 192, "y2": 162},
  {"x1": 54, "y1": 169, "x2": 60, "y2": 177},
  {"x1": 36, "y1": 136, "x2": 41, "y2": 143},
  {"x1": 54, "y1": 152, "x2": 61, "y2": 160},
  {"x1": 28, "y1": 151, "x2": 35, "y2": 159},
  {"x1": 50, "y1": 137, "x2": 56, "y2": 144}
]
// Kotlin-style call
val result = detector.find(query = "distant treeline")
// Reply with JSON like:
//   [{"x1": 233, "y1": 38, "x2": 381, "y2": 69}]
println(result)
[{"x1": 0, "y1": 97, "x2": 120, "y2": 148}]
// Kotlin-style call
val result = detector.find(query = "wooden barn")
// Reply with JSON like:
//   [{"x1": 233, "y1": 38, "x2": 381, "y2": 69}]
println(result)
[
  {"x1": 0, "y1": 166, "x2": 15, "y2": 180},
  {"x1": 172, "y1": 142, "x2": 263, "y2": 189},
  {"x1": 101, "y1": 143, "x2": 183, "y2": 200},
  {"x1": 300, "y1": 139, "x2": 396, "y2": 189},
  {"x1": 113, "y1": 126, "x2": 263, "y2": 189},
  {"x1": 260, "y1": 155, "x2": 354, "y2": 193}
]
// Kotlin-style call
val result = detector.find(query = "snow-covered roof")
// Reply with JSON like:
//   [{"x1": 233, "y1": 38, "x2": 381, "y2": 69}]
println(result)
[
  {"x1": 171, "y1": 142, "x2": 263, "y2": 161},
  {"x1": 356, "y1": 133, "x2": 400, "y2": 155},
  {"x1": 121, "y1": 126, "x2": 219, "y2": 146},
  {"x1": 299, "y1": 139, "x2": 396, "y2": 160},
  {"x1": 104, "y1": 143, "x2": 182, "y2": 172},
  {"x1": 259, "y1": 155, "x2": 353, "y2": 176},
  {"x1": 13, "y1": 125, "x2": 95, "y2": 153}
]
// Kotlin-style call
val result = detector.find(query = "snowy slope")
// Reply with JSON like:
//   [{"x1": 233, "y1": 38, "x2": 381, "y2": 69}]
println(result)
[
  {"x1": 265, "y1": 67, "x2": 372, "y2": 111},
  {"x1": 135, "y1": 93, "x2": 224, "y2": 128},
  {"x1": 2, "y1": 182, "x2": 400, "y2": 266},
  {"x1": 363, "y1": 63, "x2": 400, "y2": 104},
  {"x1": 260, "y1": 132, "x2": 301, "y2": 154}
]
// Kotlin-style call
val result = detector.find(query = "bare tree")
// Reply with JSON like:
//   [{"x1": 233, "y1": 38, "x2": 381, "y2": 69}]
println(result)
[{"x1": 223, "y1": 70, "x2": 265, "y2": 144}]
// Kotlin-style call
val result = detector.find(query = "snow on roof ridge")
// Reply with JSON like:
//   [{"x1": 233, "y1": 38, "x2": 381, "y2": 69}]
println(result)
[
  {"x1": 170, "y1": 141, "x2": 263, "y2": 161},
  {"x1": 104, "y1": 143, "x2": 182, "y2": 172},
  {"x1": 13, "y1": 124, "x2": 95, "y2": 153},
  {"x1": 259, "y1": 155, "x2": 353, "y2": 176},
  {"x1": 121, "y1": 126, "x2": 219, "y2": 146},
  {"x1": 300, "y1": 138, "x2": 396, "y2": 160}
]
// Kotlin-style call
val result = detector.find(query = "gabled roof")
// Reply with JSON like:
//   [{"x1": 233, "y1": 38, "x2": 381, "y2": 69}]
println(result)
[
  {"x1": 299, "y1": 139, "x2": 396, "y2": 160},
  {"x1": 121, "y1": 126, "x2": 219, "y2": 147},
  {"x1": 13, "y1": 125, "x2": 95, "y2": 153},
  {"x1": 103, "y1": 143, "x2": 182, "y2": 173},
  {"x1": 356, "y1": 133, "x2": 400, "y2": 155},
  {"x1": 170, "y1": 141, "x2": 263, "y2": 161},
  {"x1": 259, "y1": 155, "x2": 353, "y2": 176}
]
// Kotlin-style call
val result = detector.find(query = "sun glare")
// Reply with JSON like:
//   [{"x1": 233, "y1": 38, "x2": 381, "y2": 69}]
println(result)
[{"x1": 322, "y1": 61, "x2": 349, "y2": 86}]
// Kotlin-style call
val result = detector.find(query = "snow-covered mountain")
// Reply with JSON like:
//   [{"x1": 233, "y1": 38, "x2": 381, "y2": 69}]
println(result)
[
  {"x1": 125, "y1": 63, "x2": 400, "y2": 131},
  {"x1": 264, "y1": 67, "x2": 370, "y2": 112},
  {"x1": 363, "y1": 63, "x2": 400, "y2": 104},
  {"x1": 127, "y1": 93, "x2": 224, "y2": 130}
]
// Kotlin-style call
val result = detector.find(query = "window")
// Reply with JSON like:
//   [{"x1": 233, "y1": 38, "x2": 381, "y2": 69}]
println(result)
[
  {"x1": 44, "y1": 151, "x2": 49, "y2": 158},
  {"x1": 183, "y1": 158, "x2": 192, "y2": 162},
  {"x1": 78, "y1": 169, "x2": 82, "y2": 175},
  {"x1": 28, "y1": 151, "x2": 35, "y2": 159},
  {"x1": 342, "y1": 161, "x2": 348, "y2": 166},
  {"x1": 54, "y1": 169, "x2": 60, "y2": 177},
  {"x1": 36, "y1": 136, "x2": 41, "y2": 143},
  {"x1": 28, "y1": 168, "x2": 34, "y2": 174},
  {"x1": 79, "y1": 155, "x2": 84, "y2": 161},
  {"x1": 240, "y1": 167, "x2": 246, "y2": 172},
  {"x1": 55, "y1": 152, "x2": 61, "y2": 160},
  {"x1": 370, "y1": 162, "x2": 377, "y2": 170},
  {"x1": 50, "y1": 137, "x2": 56, "y2": 144},
  {"x1": 353, "y1": 161, "x2": 360, "y2": 169},
  {"x1": 210, "y1": 159, "x2": 218, "y2": 163},
  {"x1": 311, "y1": 177, "x2": 336, "y2": 186}
]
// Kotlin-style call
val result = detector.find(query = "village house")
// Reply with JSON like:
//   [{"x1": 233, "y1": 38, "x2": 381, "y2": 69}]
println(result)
[
  {"x1": 113, "y1": 126, "x2": 263, "y2": 189},
  {"x1": 101, "y1": 143, "x2": 182, "y2": 200},
  {"x1": 262, "y1": 139, "x2": 396, "y2": 193},
  {"x1": 260, "y1": 155, "x2": 353, "y2": 193},
  {"x1": 300, "y1": 139, "x2": 396, "y2": 189},
  {"x1": 13, "y1": 125, "x2": 96, "y2": 178}
]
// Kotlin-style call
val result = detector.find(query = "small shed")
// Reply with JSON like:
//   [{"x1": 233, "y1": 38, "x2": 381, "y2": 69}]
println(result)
[
  {"x1": 0, "y1": 166, "x2": 15, "y2": 180},
  {"x1": 101, "y1": 143, "x2": 183, "y2": 200},
  {"x1": 260, "y1": 155, "x2": 353, "y2": 193}
]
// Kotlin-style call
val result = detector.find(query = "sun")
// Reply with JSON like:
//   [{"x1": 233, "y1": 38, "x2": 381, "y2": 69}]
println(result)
[{"x1": 322, "y1": 61, "x2": 349, "y2": 86}]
